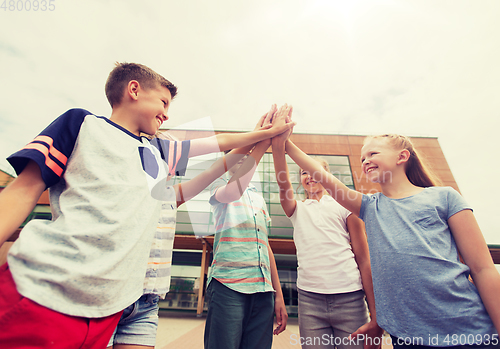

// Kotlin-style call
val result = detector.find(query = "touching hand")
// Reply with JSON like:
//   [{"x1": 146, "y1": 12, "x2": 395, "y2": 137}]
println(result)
[
  {"x1": 273, "y1": 296, "x2": 288, "y2": 335},
  {"x1": 272, "y1": 104, "x2": 294, "y2": 145},
  {"x1": 254, "y1": 104, "x2": 277, "y2": 132},
  {"x1": 349, "y1": 320, "x2": 384, "y2": 349},
  {"x1": 269, "y1": 104, "x2": 296, "y2": 137}
]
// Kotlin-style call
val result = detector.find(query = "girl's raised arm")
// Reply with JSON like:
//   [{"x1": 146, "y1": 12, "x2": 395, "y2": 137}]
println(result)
[
  {"x1": 272, "y1": 134, "x2": 297, "y2": 218},
  {"x1": 285, "y1": 140, "x2": 363, "y2": 216},
  {"x1": 448, "y1": 209, "x2": 500, "y2": 333}
]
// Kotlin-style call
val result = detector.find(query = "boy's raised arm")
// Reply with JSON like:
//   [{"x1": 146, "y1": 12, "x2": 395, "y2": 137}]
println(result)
[
  {"x1": 173, "y1": 106, "x2": 278, "y2": 206},
  {"x1": 0, "y1": 160, "x2": 46, "y2": 245},
  {"x1": 187, "y1": 105, "x2": 295, "y2": 158},
  {"x1": 213, "y1": 104, "x2": 295, "y2": 203}
]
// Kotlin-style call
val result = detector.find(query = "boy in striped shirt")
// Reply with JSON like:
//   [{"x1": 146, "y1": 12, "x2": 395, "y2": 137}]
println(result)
[{"x1": 204, "y1": 105, "x2": 292, "y2": 349}]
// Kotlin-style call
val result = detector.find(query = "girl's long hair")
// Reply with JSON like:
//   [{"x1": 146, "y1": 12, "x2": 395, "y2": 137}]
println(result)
[
  {"x1": 298, "y1": 157, "x2": 331, "y2": 199},
  {"x1": 366, "y1": 134, "x2": 441, "y2": 187}
]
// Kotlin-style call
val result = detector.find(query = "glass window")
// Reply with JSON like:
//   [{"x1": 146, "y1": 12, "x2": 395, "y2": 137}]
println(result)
[
  {"x1": 166, "y1": 152, "x2": 355, "y2": 315},
  {"x1": 172, "y1": 152, "x2": 354, "y2": 239},
  {"x1": 22, "y1": 204, "x2": 52, "y2": 227}
]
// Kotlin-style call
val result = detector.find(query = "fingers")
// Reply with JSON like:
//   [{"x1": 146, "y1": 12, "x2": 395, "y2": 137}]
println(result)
[
  {"x1": 280, "y1": 310, "x2": 288, "y2": 333},
  {"x1": 286, "y1": 106, "x2": 293, "y2": 123},
  {"x1": 273, "y1": 306, "x2": 288, "y2": 335},
  {"x1": 270, "y1": 104, "x2": 278, "y2": 123},
  {"x1": 349, "y1": 325, "x2": 377, "y2": 349},
  {"x1": 274, "y1": 319, "x2": 282, "y2": 334},
  {"x1": 348, "y1": 324, "x2": 366, "y2": 343},
  {"x1": 258, "y1": 113, "x2": 267, "y2": 126},
  {"x1": 272, "y1": 104, "x2": 292, "y2": 125},
  {"x1": 259, "y1": 104, "x2": 292, "y2": 125},
  {"x1": 262, "y1": 104, "x2": 277, "y2": 127},
  {"x1": 277, "y1": 104, "x2": 289, "y2": 117},
  {"x1": 254, "y1": 113, "x2": 267, "y2": 131}
]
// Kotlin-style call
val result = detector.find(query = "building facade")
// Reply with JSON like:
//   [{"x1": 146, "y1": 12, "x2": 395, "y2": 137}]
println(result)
[
  {"x1": 156, "y1": 131, "x2": 490, "y2": 316},
  {"x1": 2, "y1": 132, "x2": 499, "y2": 316}
]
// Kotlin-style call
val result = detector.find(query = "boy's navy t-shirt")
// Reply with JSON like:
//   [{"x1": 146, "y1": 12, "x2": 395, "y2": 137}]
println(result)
[{"x1": 7, "y1": 108, "x2": 190, "y2": 317}]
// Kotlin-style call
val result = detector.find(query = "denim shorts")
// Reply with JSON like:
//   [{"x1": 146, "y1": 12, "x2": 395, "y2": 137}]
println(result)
[{"x1": 107, "y1": 294, "x2": 160, "y2": 347}]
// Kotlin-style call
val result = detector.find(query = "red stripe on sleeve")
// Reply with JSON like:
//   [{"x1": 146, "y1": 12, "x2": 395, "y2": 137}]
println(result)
[
  {"x1": 23, "y1": 143, "x2": 64, "y2": 177},
  {"x1": 33, "y1": 136, "x2": 68, "y2": 165}
]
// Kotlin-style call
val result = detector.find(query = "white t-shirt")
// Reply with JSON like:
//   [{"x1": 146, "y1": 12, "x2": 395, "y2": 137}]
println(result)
[{"x1": 290, "y1": 195, "x2": 363, "y2": 294}]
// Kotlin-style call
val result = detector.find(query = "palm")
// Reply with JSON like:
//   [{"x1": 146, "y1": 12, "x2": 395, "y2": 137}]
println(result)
[
  {"x1": 254, "y1": 104, "x2": 277, "y2": 131},
  {"x1": 272, "y1": 104, "x2": 293, "y2": 144}
]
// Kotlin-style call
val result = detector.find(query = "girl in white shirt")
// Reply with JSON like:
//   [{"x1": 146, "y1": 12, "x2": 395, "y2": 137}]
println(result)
[{"x1": 271, "y1": 105, "x2": 382, "y2": 349}]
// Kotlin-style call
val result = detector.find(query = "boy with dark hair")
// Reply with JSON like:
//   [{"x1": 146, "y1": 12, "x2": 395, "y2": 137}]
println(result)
[
  {"x1": 108, "y1": 107, "x2": 285, "y2": 349},
  {"x1": 105, "y1": 62, "x2": 178, "y2": 107},
  {"x1": 0, "y1": 62, "x2": 293, "y2": 348}
]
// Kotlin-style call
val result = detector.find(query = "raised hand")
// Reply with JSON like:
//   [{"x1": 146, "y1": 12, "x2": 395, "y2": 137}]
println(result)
[
  {"x1": 272, "y1": 104, "x2": 294, "y2": 145},
  {"x1": 266, "y1": 103, "x2": 296, "y2": 138},
  {"x1": 254, "y1": 104, "x2": 277, "y2": 132}
]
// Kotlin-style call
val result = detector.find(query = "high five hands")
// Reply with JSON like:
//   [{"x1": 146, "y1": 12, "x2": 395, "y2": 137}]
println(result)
[
  {"x1": 254, "y1": 103, "x2": 295, "y2": 148},
  {"x1": 272, "y1": 104, "x2": 294, "y2": 145}
]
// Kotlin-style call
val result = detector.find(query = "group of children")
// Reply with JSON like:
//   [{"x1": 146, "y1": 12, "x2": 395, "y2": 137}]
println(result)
[{"x1": 0, "y1": 62, "x2": 498, "y2": 349}]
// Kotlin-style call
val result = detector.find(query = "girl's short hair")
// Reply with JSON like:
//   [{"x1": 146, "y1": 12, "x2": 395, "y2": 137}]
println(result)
[
  {"x1": 365, "y1": 134, "x2": 441, "y2": 187},
  {"x1": 298, "y1": 156, "x2": 331, "y2": 200}
]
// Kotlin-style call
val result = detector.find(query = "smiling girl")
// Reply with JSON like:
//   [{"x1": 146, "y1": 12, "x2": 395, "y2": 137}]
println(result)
[{"x1": 283, "y1": 133, "x2": 500, "y2": 348}]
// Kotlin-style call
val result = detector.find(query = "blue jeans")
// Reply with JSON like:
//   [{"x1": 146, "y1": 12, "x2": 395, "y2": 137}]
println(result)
[
  {"x1": 298, "y1": 288, "x2": 370, "y2": 349},
  {"x1": 204, "y1": 279, "x2": 275, "y2": 349},
  {"x1": 107, "y1": 294, "x2": 160, "y2": 347}
]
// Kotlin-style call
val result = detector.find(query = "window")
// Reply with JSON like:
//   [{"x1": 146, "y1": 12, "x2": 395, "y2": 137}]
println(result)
[
  {"x1": 167, "y1": 152, "x2": 355, "y2": 315},
  {"x1": 173, "y1": 152, "x2": 354, "y2": 238},
  {"x1": 22, "y1": 205, "x2": 52, "y2": 227}
]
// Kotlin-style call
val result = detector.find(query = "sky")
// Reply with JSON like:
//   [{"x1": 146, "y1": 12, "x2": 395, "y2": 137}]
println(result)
[{"x1": 0, "y1": 0, "x2": 499, "y2": 245}]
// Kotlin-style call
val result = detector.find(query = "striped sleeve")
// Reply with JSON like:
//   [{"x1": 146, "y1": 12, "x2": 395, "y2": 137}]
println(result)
[
  {"x1": 150, "y1": 138, "x2": 190, "y2": 176},
  {"x1": 7, "y1": 108, "x2": 89, "y2": 188}
]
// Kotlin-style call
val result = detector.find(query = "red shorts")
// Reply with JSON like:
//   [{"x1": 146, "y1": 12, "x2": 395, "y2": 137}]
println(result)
[{"x1": 0, "y1": 263, "x2": 123, "y2": 349}]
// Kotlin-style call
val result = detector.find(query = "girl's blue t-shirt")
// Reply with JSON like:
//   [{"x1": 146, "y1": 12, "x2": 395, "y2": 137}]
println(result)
[{"x1": 359, "y1": 186, "x2": 497, "y2": 346}]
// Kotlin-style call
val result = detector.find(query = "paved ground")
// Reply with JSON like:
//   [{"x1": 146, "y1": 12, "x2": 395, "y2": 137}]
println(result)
[
  {"x1": 156, "y1": 310, "x2": 301, "y2": 349},
  {"x1": 155, "y1": 310, "x2": 393, "y2": 349}
]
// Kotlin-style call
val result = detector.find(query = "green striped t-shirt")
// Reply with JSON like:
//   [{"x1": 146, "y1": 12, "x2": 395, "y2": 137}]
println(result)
[{"x1": 208, "y1": 177, "x2": 274, "y2": 294}]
